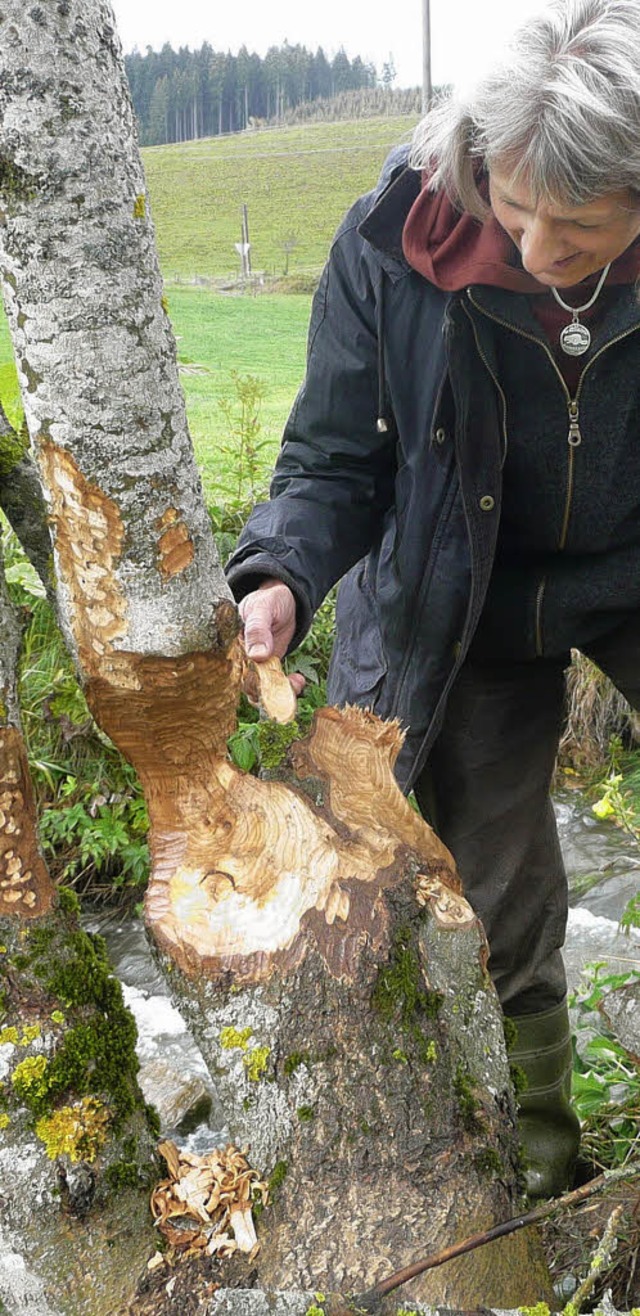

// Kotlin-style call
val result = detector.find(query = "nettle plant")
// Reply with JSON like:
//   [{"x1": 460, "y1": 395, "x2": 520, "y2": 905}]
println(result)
[{"x1": 570, "y1": 961, "x2": 640, "y2": 1172}]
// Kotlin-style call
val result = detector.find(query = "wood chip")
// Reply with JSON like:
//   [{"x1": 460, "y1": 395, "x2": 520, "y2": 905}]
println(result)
[{"x1": 150, "y1": 1142, "x2": 268, "y2": 1256}]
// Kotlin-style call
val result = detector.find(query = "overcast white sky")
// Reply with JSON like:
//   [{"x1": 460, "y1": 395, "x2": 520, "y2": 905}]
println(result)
[{"x1": 110, "y1": 0, "x2": 545, "y2": 91}]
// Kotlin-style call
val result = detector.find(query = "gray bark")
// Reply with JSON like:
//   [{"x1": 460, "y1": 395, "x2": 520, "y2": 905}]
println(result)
[
  {"x1": 207, "y1": 1297, "x2": 632, "y2": 1316},
  {"x1": 0, "y1": 1125, "x2": 157, "y2": 1316},
  {"x1": 165, "y1": 874, "x2": 552, "y2": 1308},
  {"x1": 0, "y1": 529, "x2": 157, "y2": 1315},
  {"x1": 0, "y1": 0, "x2": 230, "y2": 678}
]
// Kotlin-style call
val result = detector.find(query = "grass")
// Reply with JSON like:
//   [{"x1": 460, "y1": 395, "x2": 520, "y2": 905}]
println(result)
[
  {"x1": 0, "y1": 287, "x2": 311, "y2": 504},
  {"x1": 0, "y1": 314, "x2": 22, "y2": 430},
  {"x1": 167, "y1": 287, "x2": 310, "y2": 499},
  {"x1": 0, "y1": 115, "x2": 419, "y2": 479},
  {"x1": 142, "y1": 115, "x2": 419, "y2": 281}
]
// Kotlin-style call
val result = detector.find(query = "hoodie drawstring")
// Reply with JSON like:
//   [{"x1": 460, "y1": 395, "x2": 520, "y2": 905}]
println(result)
[{"x1": 376, "y1": 270, "x2": 389, "y2": 434}]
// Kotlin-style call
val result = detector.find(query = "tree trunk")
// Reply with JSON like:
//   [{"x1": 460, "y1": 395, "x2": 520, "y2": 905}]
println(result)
[
  {"x1": 0, "y1": 534, "x2": 158, "y2": 1316},
  {"x1": 0, "y1": 2, "x2": 552, "y2": 1308},
  {"x1": 0, "y1": 400, "x2": 54, "y2": 597}
]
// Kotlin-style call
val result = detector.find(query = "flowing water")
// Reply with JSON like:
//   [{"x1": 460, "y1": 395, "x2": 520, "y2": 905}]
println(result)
[{"x1": 556, "y1": 790, "x2": 640, "y2": 992}]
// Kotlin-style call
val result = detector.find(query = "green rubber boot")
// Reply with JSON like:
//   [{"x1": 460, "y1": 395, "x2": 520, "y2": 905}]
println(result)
[{"x1": 508, "y1": 998, "x2": 581, "y2": 1200}]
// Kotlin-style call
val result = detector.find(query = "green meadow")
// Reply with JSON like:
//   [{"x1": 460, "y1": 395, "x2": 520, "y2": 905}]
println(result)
[
  {"x1": 143, "y1": 115, "x2": 418, "y2": 281},
  {"x1": 0, "y1": 290, "x2": 311, "y2": 503},
  {"x1": 0, "y1": 117, "x2": 422, "y2": 496},
  {"x1": 161, "y1": 287, "x2": 311, "y2": 500}
]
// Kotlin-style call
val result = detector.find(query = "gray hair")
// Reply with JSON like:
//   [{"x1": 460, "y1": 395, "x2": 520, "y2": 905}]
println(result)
[{"x1": 410, "y1": 0, "x2": 640, "y2": 218}]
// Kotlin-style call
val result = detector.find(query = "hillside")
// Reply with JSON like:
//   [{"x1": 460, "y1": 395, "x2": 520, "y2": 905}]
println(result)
[{"x1": 142, "y1": 115, "x2": 420, "y2": 282}]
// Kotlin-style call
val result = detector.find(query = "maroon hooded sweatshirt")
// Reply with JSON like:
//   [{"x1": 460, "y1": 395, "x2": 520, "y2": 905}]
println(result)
[{"x1": 402, "y1": 176, "x2": 640, "y2": 394}]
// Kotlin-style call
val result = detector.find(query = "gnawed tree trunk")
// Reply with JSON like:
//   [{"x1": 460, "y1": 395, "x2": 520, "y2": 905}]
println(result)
[
  {"x1": 0, "y1": 2, "x2": 552, "y2": 1308},
  {"x1": 0, "y1": 536, "x2": 158, "y2": 1316}
]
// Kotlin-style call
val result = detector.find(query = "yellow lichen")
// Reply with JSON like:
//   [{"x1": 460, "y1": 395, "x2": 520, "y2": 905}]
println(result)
[
  {"x1": 35, "y1": 1097, "x2": 110, "y2": 1163},
  {"x1": 0, "y1": 1113, "x2": 9, "y2": 1129},
  {"x1": 220, "y1": 1026, "x2": 253, "y2": 1051},
  {"x1": 244, "y1": 1046, "x2": 270, "y2": 1082},
  {"x1": 19, "y1": 1024, "x2": 41, "y2": 1047},
  {"x1": 0, "y1": 1027, "x2": 18, "y2": 1046},
  {"x1": 133, "y1": 194, "x2": 146, "y2": 219},
  {"x1": 11, "y1": 1054, "x2": 49, "y2": 1104}
]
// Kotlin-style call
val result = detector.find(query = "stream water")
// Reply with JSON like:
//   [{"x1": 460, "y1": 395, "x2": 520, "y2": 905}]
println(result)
[{"x1": 84, "y1": 790, "x2": 640, "y2": 1152}]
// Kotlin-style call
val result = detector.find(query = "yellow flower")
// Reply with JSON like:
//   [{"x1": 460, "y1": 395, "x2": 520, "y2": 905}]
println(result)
[{"x1": 592, "y1": 797, "x2": 615, "y2": 820}]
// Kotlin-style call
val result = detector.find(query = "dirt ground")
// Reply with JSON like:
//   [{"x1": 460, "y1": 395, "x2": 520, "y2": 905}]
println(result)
[
  {"x1": 542, "y1": 1183, "x2": 640, "y2": 1311},
  {"x1": 125, "y1": 1179, "x2": 640, "y2": 1315},
  {"x1": 126, "y1": 1247, "x2": 259, "y2": 1316}
]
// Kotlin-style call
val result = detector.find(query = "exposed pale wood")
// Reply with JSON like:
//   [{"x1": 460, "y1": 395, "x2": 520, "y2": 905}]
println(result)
[
  {"x1": 243, "y1": 653, "x2": 298, "y2": 723},
  {"x1": 0, "y1": 727, "x2": 55, "y2": 920},
  {"x1": 128, "y1": 644, "x2": 457, "y2": 981}
]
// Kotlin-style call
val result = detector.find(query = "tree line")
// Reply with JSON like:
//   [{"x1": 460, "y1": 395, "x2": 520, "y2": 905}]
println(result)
[
  {"x1": 278, "y1": 85, "x2": 423, "y2": 128},
  {"x1": 125, "y1": 42, "x2": 383, "y2": 146}
]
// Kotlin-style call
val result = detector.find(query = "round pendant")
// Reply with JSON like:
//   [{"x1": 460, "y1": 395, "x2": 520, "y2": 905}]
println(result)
[{"x1": 559, "y1": 320, "x2": 591, "y2": 357}]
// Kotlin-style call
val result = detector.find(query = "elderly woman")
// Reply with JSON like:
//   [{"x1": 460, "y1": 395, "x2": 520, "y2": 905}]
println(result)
[{"x1": 227, "y1": 0, "x2": 640, "y2": 1197}]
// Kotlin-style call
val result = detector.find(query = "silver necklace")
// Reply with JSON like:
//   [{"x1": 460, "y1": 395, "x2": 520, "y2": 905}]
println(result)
[{"x1": 550, "y1": 262, "x2": 611, "y2": 357}]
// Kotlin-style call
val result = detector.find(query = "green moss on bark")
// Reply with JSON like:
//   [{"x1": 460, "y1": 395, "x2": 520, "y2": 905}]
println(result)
[
  {"x1": 0, "y1": 903, "x2": 153, "y2": 1145},
  {"x1": 256, "y1": 718, "x2": 300, "y2": 770},
  {"x1": 0, "y1": 425, "x2": 28, "y2": 478},
  {"x1": 372, "y1": 924, "x2": 443, "y2": 1065}
]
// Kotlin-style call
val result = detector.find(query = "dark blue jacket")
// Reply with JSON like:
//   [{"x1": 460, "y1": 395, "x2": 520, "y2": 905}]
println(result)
[{"x1": 227, "y1": 149, "x2": 640, "y2": 789}]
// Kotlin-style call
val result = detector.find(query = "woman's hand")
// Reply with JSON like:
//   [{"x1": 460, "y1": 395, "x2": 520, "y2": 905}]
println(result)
[{"x1": 239, "y1": 579, "x2": 306, "y2": 696}]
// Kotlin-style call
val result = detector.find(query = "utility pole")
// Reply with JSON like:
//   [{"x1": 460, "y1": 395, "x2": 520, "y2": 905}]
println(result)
[
  {"x1": 234, "y1": 205, "x2": 252, "y2": 282},
  {"x1": 422, "y1": 0, "x2": 433, "y2": 113},
  {"x1": 242, "y1": 204, "x2": 252, "y2": 277}
]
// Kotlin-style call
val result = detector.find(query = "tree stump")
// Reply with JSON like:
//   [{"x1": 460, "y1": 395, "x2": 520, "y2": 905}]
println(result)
[{"x1": 0, "y1": 1, "x2": 552, "y2": 1305}]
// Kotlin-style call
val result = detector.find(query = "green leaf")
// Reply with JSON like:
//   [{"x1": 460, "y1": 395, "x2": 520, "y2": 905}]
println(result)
[
  {"x1": 5, "y1": 560, "x2": 46, "y2": 599},
  {"x1": 228, "y1": 730, "x2": 259, "y2": 773}
]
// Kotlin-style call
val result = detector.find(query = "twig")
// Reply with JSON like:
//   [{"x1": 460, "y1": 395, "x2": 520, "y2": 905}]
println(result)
[
  {"x1": 570, "y1": 1203, "x2": 623, "y2": 1313},
  {"x1": 325, "y1": 1160, "x2": 640, "y2": 1316}
]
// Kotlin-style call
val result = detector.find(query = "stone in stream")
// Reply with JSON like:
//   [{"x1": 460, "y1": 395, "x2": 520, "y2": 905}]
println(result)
[
  {"x1": 137, "y1": 1058, "x2": 212, "y2": 1135},
  {"x1": 599, "y1": 979, "x2": 640, "y2": 1062}
]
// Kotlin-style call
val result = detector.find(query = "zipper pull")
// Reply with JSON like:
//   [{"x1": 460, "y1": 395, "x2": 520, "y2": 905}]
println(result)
[{"x1": 567, "y1": 400, "x2": 582, "y2": 447}]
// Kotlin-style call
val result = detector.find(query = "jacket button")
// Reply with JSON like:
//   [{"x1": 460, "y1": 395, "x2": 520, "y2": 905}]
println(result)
[
  {"x1": 479, "y1": 495, "x2": 495, "y2": 512},
  {"x1": 434, "y1": 427, "x2": 447, "y2": 445}
]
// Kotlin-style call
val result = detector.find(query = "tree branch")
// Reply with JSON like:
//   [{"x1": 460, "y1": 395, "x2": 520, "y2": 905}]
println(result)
[
  {"x1": 0, "y1": 400, "x2": 53, "y2": 596},
  {"x1": 325, "y1": 1161, "x2": 640, "y2": 1316}
]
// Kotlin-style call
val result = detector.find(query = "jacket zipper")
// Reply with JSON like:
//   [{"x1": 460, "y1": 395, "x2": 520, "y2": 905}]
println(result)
[
  {"x1": 461, "y1": 303, "x2": 509, "y2": 465},
  {"x1": 466, "y1": 289, "x2": 640, "y2": 654}
]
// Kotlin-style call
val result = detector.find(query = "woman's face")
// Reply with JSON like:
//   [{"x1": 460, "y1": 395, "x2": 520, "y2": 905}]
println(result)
[{"x1": 489, "y1": 165, "x2": 640, "y2": 288}]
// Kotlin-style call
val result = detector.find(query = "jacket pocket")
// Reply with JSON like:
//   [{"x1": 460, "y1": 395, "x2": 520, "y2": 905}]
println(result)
[{"x1": 327, "y1": 558, "x2": 387, "y2": 705}]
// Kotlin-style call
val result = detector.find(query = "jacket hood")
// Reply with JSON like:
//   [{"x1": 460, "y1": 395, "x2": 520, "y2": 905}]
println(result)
[
  {"x1": 402, "y1": 168, "x2": 640, "y2": 294},
  {"x1": 402, "y1": 172, "x2": 543, "y2": 294}
]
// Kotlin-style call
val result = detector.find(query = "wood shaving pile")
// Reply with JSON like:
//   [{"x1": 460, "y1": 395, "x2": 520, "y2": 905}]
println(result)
[{"x1": 150, "y1": 1140, "x2": 269, "y2": 1258}]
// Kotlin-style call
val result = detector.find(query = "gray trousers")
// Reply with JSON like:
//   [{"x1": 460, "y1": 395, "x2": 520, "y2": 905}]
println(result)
[{"x1": 414, "y1": 615, "x2": 640, "y2": 1017}]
